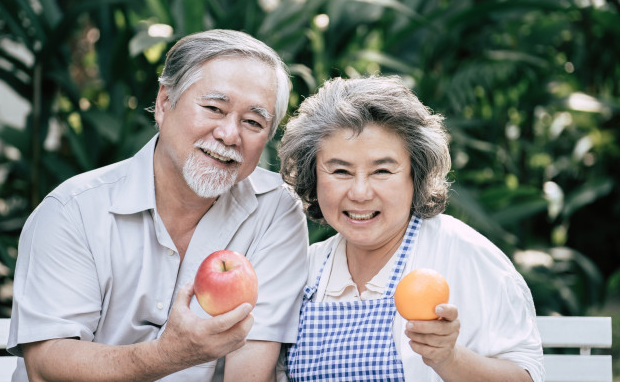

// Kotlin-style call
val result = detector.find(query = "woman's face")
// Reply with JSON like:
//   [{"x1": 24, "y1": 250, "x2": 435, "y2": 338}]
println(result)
[{"x1": 316, "y1": 124, "x2": 414, "y2": 253}]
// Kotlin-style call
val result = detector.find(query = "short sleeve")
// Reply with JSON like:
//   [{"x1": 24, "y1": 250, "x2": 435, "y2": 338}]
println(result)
[
  {"x1": 8, "y1": 196, "x2": 102, "y2": 356},
  {"x1": 245, "y1": 190, "x2": 308, "y2": 343},
  {"x1": 486, "y1": 271, "x2": 545, "y2": 382}
]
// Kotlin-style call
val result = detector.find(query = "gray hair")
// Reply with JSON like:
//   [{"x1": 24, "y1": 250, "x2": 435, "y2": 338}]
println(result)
[
  {"x1": 157, "y1": 29, "x2": 290, "y2": 139},
  {"x1": 278, "y1": 75, "x2": 451, "y2": 223}
]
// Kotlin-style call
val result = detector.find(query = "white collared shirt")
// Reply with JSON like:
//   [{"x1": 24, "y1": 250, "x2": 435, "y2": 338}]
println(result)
[
  {"x1": 306, "y1": 214, "x2": 544, "y2": 382},
  {"x1": 318, "y1": 235, "x2": 399, "y2": 302},
  {"x1": 9, "y1": 134, "x2": 309, "y2": 381}
]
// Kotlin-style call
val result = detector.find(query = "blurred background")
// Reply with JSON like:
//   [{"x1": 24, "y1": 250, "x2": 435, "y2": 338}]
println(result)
[{"x1": 0, "y1": 0, "x2": 618, "y2": 374}]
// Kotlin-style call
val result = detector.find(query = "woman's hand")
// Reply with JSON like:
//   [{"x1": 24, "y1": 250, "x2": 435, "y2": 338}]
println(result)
[{"x1": 404, "y1": 304, "x2": 460, "y2": 370}]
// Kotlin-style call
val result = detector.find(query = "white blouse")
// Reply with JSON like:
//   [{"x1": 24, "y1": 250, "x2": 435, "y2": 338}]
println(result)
[{"x1": 305, "y1": 214, "x2": 545, "y2": 382}]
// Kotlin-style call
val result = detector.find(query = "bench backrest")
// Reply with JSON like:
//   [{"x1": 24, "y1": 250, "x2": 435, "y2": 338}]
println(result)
[
  {"x1": 0, "y1": 316, "x2": 614, "y2": 381},
  {"x1": 0, "y1": 318, "x2": 17, "y2": 382},
  {"x1": 537, "y1": 316, "x2": 613, "y2": 382}
]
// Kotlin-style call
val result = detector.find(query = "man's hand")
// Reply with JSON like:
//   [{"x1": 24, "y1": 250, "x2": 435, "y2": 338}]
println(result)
[
  {"x1": 404, "y1": 303, "x2": 460, "y2": 370},
  {"x1": 157, "y1": 282, "x2": 254, "y2": 368}
]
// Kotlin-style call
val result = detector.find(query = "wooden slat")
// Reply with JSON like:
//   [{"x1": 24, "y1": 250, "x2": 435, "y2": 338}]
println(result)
[
  {"x1": 543, "y1": 354, "x2": 613, "y2": 382},
  {"x1": 536, "y1": 316, "x2": 612, "y2": 349},
  {"x1": 0, "y1": 318, "x2": 10, "y2": 349},
  {"x1": 0, "y1": 357, "x2": 17, "y2": 382}
]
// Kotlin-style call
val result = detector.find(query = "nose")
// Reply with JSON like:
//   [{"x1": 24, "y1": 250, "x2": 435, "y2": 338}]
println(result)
[
  {"x1": 347, "y1": 175, "x2": 373, "y2": 202},
  {"x1": 213, "y1": 116, "x2": 241, "y2": 146}
]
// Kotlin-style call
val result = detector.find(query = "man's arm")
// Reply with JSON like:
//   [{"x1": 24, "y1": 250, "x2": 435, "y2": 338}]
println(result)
[
  {"x1": 22, "y1": 283, "x2": 254, "y2": 382},
  {"x1": 223, "y1": 340, "x2": 281, "y2": 382}
]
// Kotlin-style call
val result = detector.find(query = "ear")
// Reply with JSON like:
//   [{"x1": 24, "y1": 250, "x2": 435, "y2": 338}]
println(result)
[{"x1": 154, "y1": 86, "x2": 170, "y2": 126}]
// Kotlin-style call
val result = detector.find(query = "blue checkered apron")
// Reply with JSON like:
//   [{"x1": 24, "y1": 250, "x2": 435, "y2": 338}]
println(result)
[{"x1": 287, "y1": 216, "x2": 422, "y2": 381}]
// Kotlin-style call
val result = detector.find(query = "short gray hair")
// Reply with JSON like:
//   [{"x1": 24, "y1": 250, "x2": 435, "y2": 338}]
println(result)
[
  {"x1": 158, "y1": 29, "x2": 290, "y2": 139},
  {"x1": 278, "y1": 75, "x2": 451, "y2": 223}
]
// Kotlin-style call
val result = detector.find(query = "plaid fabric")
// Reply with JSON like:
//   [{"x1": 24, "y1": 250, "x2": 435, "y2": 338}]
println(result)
[{"x1": 287, "y1": 216, "x2": 422, "y2": 381}]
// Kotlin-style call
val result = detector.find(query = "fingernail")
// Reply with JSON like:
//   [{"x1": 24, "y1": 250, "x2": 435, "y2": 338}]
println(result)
[
  {"x1": 242, "y1": 303, "x2": 253, "y2": 315},
  {"x1": 406, "y1": 322, "x2": 414, "y2": 330},
  {"x1": 435, "y1": 306, "x2": 444, "y2": 315}
]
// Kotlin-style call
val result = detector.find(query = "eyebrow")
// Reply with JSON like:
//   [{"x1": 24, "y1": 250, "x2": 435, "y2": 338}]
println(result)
[
  {"x1": 251, "y1": 106, "x2": 274, "y2": 122},
  {"x1": 200, "y1": 93, "x2": 273, "y2": 122},
  {"x1": 324, "y1": 157, "x2": 398, "y2": 166}
]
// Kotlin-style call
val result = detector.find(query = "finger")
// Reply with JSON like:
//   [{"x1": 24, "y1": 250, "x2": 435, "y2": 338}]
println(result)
[
  {"x1": 406, "y1": 318, "x2": 459, "y2": 336},
  {"x1": 409, "y1": 340, "x2": 454, "y2": 368},
  {"x1": 207, "y1": 303, "x2": 253, "y2": 334},
  {"x1": 171, "y1": 282, "x2": 194, "y2": 313},
  {"x1": 435, "y1": 304, "x2": 458, "y2": 321},
  {"x1": 405, "y1": 330, "x2": 455, "y2": 348}
]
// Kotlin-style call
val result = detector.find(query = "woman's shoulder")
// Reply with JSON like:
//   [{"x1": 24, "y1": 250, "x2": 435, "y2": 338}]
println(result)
[
  {"x1": 418, "y1": 214, "x2": 518, "y2": 275},
  {"x1": 307, "y1": 234, "x2": 343, "y2": 279}
]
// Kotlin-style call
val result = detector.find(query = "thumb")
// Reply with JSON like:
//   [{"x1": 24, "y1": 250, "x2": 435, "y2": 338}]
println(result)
[
  {"x1": 173, "y1": 282, "x2": 194, "y2": 309},
  {"x1": 207, "y1": 303, "x2": 253, "y2": 334},
  {"x1": 435, "y1": 304, "x2": 458, "y2": 321}
]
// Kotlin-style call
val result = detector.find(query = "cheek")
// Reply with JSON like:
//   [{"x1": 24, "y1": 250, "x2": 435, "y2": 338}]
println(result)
[
  {"x1": 316, "y1": 178, "x2": 339, "y2": 210},
  {"x1": 384, "y1": 178, "x2": 413, "y2": 207},
  {"x1": 244, "y1": 135, "x2": 269, "y2": 159}
]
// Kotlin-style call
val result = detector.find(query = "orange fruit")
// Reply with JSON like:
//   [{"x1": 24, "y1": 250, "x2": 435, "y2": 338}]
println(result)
[{"x1": 394, "y1": 268, "x2": 449, "y2": 320}]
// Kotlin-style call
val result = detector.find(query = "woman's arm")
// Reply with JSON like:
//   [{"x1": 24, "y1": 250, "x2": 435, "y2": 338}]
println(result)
[
  {"x1": 224, "y1": 340, "x2": 281, "y2": 382},
  {"x1": 405, "y1": 304, "x2": 533, "y2": 382}
]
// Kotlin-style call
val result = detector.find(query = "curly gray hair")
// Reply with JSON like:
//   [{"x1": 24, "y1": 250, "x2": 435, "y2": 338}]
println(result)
[
  {"x1": 157, "y1": 29, "x2": 290, "y2": 139},
  {"x1": 278, "y1": 75, "x2": 451, "y2": 223}
]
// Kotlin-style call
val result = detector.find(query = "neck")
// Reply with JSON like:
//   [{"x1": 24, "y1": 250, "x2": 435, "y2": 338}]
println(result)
[
  {"x1": 153, "y1": 145, "x2": 217, "y2": 260},
  {"x1": 345, "y1": 225, "x2": 407, "y2": 293}
]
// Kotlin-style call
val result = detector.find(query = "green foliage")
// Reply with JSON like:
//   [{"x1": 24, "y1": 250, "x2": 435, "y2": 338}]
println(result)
[{"x1": 1, "y1": 0, "x2": 619, "y2": 318}]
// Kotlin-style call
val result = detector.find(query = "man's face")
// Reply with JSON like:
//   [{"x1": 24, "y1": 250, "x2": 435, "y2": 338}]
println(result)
[{"x1": 154, "y1": 56, "x2": 277, "y2": 198}]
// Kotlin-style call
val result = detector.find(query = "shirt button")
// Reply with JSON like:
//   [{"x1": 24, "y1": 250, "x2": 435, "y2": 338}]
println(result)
[
  {"x1": 167, "y1": 249, "x2": 175, "y2": 256},
  {"x1": 157, "y1": 302, "x2": 164, "y2": 310}
]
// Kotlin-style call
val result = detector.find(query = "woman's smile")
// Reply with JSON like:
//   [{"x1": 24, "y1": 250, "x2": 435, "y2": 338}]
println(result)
[{"x1": 316, "y1": 124, "x2": 413, "y2": 252}]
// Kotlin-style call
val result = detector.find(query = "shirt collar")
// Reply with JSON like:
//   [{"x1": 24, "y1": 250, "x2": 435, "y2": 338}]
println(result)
[
  {"x1": 325, "y1": 236, "x2": 356, "y2": 296},
  {"x1": 325, "y1": 236, "x2": 400, "y2": 297},
  {"x1": 109, "y1": 133, "x2": 158, "y2": 215},
  {"x1": 108, "y1": 134, "x2": 283, "y2": 215}
]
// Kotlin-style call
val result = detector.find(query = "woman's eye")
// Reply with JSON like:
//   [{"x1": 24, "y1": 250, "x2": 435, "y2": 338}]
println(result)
[
  {"x1": 374, "y1": 169, "x2": 392, "y2": 174},
  {"x1": 333, "y1": 169, "x2": 351, "y2": 175}
]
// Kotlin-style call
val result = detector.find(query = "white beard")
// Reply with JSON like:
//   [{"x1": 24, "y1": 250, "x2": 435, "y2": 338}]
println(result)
[{"x1": 182, "y1": 141, "x2": 242, "y2": 199}]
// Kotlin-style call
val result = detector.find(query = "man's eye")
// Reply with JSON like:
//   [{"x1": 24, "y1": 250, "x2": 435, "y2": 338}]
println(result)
[
  {"x1": 245, "y1": 119, "x2": 264, "y2": 129},
  {"x1": 203, "y1": 106, "x2": 221, "y2": 113}
]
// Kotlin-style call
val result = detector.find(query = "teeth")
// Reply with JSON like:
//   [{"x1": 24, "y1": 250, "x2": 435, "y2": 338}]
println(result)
[
  {"x1": 203, "y1": 149, "x2": 233, "y2": 163},
  {"x1": 347, "y1": 212, "x2": 376, "y2": 220}
]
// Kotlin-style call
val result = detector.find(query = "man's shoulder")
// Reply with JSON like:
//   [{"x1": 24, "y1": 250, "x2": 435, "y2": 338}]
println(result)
[
  {"x1": 48, "y1": 159, "x2": 131, "y2": 205},
  {"x1": 246, "y1": 166, "x2": 284, "y2": 194}
]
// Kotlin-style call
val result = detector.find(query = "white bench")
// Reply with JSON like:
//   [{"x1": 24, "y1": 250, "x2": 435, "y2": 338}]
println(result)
[
  {"x1": 0, "y1": 316, "x2": 614, "y2": 381},
  {"x1": 0, "y1": 318, "x2": 17, "y2": 382},
  {"x1": 537, "y1": 316, "x2": 613, "y2": 381}
]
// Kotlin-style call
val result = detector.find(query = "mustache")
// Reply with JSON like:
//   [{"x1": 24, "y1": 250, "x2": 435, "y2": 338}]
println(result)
[{"x1": 194, "y1": 140, "x2": 243, "y2": 163}]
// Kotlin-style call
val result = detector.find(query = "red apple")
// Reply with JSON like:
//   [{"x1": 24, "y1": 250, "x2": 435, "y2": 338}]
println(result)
[{"x1": 194, "y1": 249, "x2": 258, "y2": 316}]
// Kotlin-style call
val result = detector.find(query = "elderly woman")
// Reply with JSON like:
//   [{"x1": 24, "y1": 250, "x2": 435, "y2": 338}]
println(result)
[{"x1": 278, "y1": 76, "x2": 544, "y2": 381}]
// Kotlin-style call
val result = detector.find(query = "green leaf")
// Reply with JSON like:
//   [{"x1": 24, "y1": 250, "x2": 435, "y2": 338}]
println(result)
[
  {"x1": 128, "y1": 30, "x2": 175, "y2": 57},
  {"x1": 562, "y1": 178, "x2": 614, "y2": 219},
  {"x1": 81, "y1": 109, "x2": 123, "y2": 143},
  {"x1": 448, "y1": 183, "x2": 517, "y2": 245},
  {"x1": 492, "y1": 198, "x2": 548, "y2": 226},
  {"x1": 353, "y1": 50, "x2": 418, "y2": 74},
  {"x1": 0, "y1": 125, "x2": 29, "y2": 153}
]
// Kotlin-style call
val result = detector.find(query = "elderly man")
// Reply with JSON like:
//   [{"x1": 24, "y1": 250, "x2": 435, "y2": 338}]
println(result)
[{"x1": 8, "y1": 29, "x2": 308, "y2": 381}]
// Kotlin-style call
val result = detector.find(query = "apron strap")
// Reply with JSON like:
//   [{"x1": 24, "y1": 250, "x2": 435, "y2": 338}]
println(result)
[
  {"x1": 383, "y1": 215, "x2": 422, "y2": 297},
  {"x1": 303, "y1": 247, "x2": 333, "y2": 300}
]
